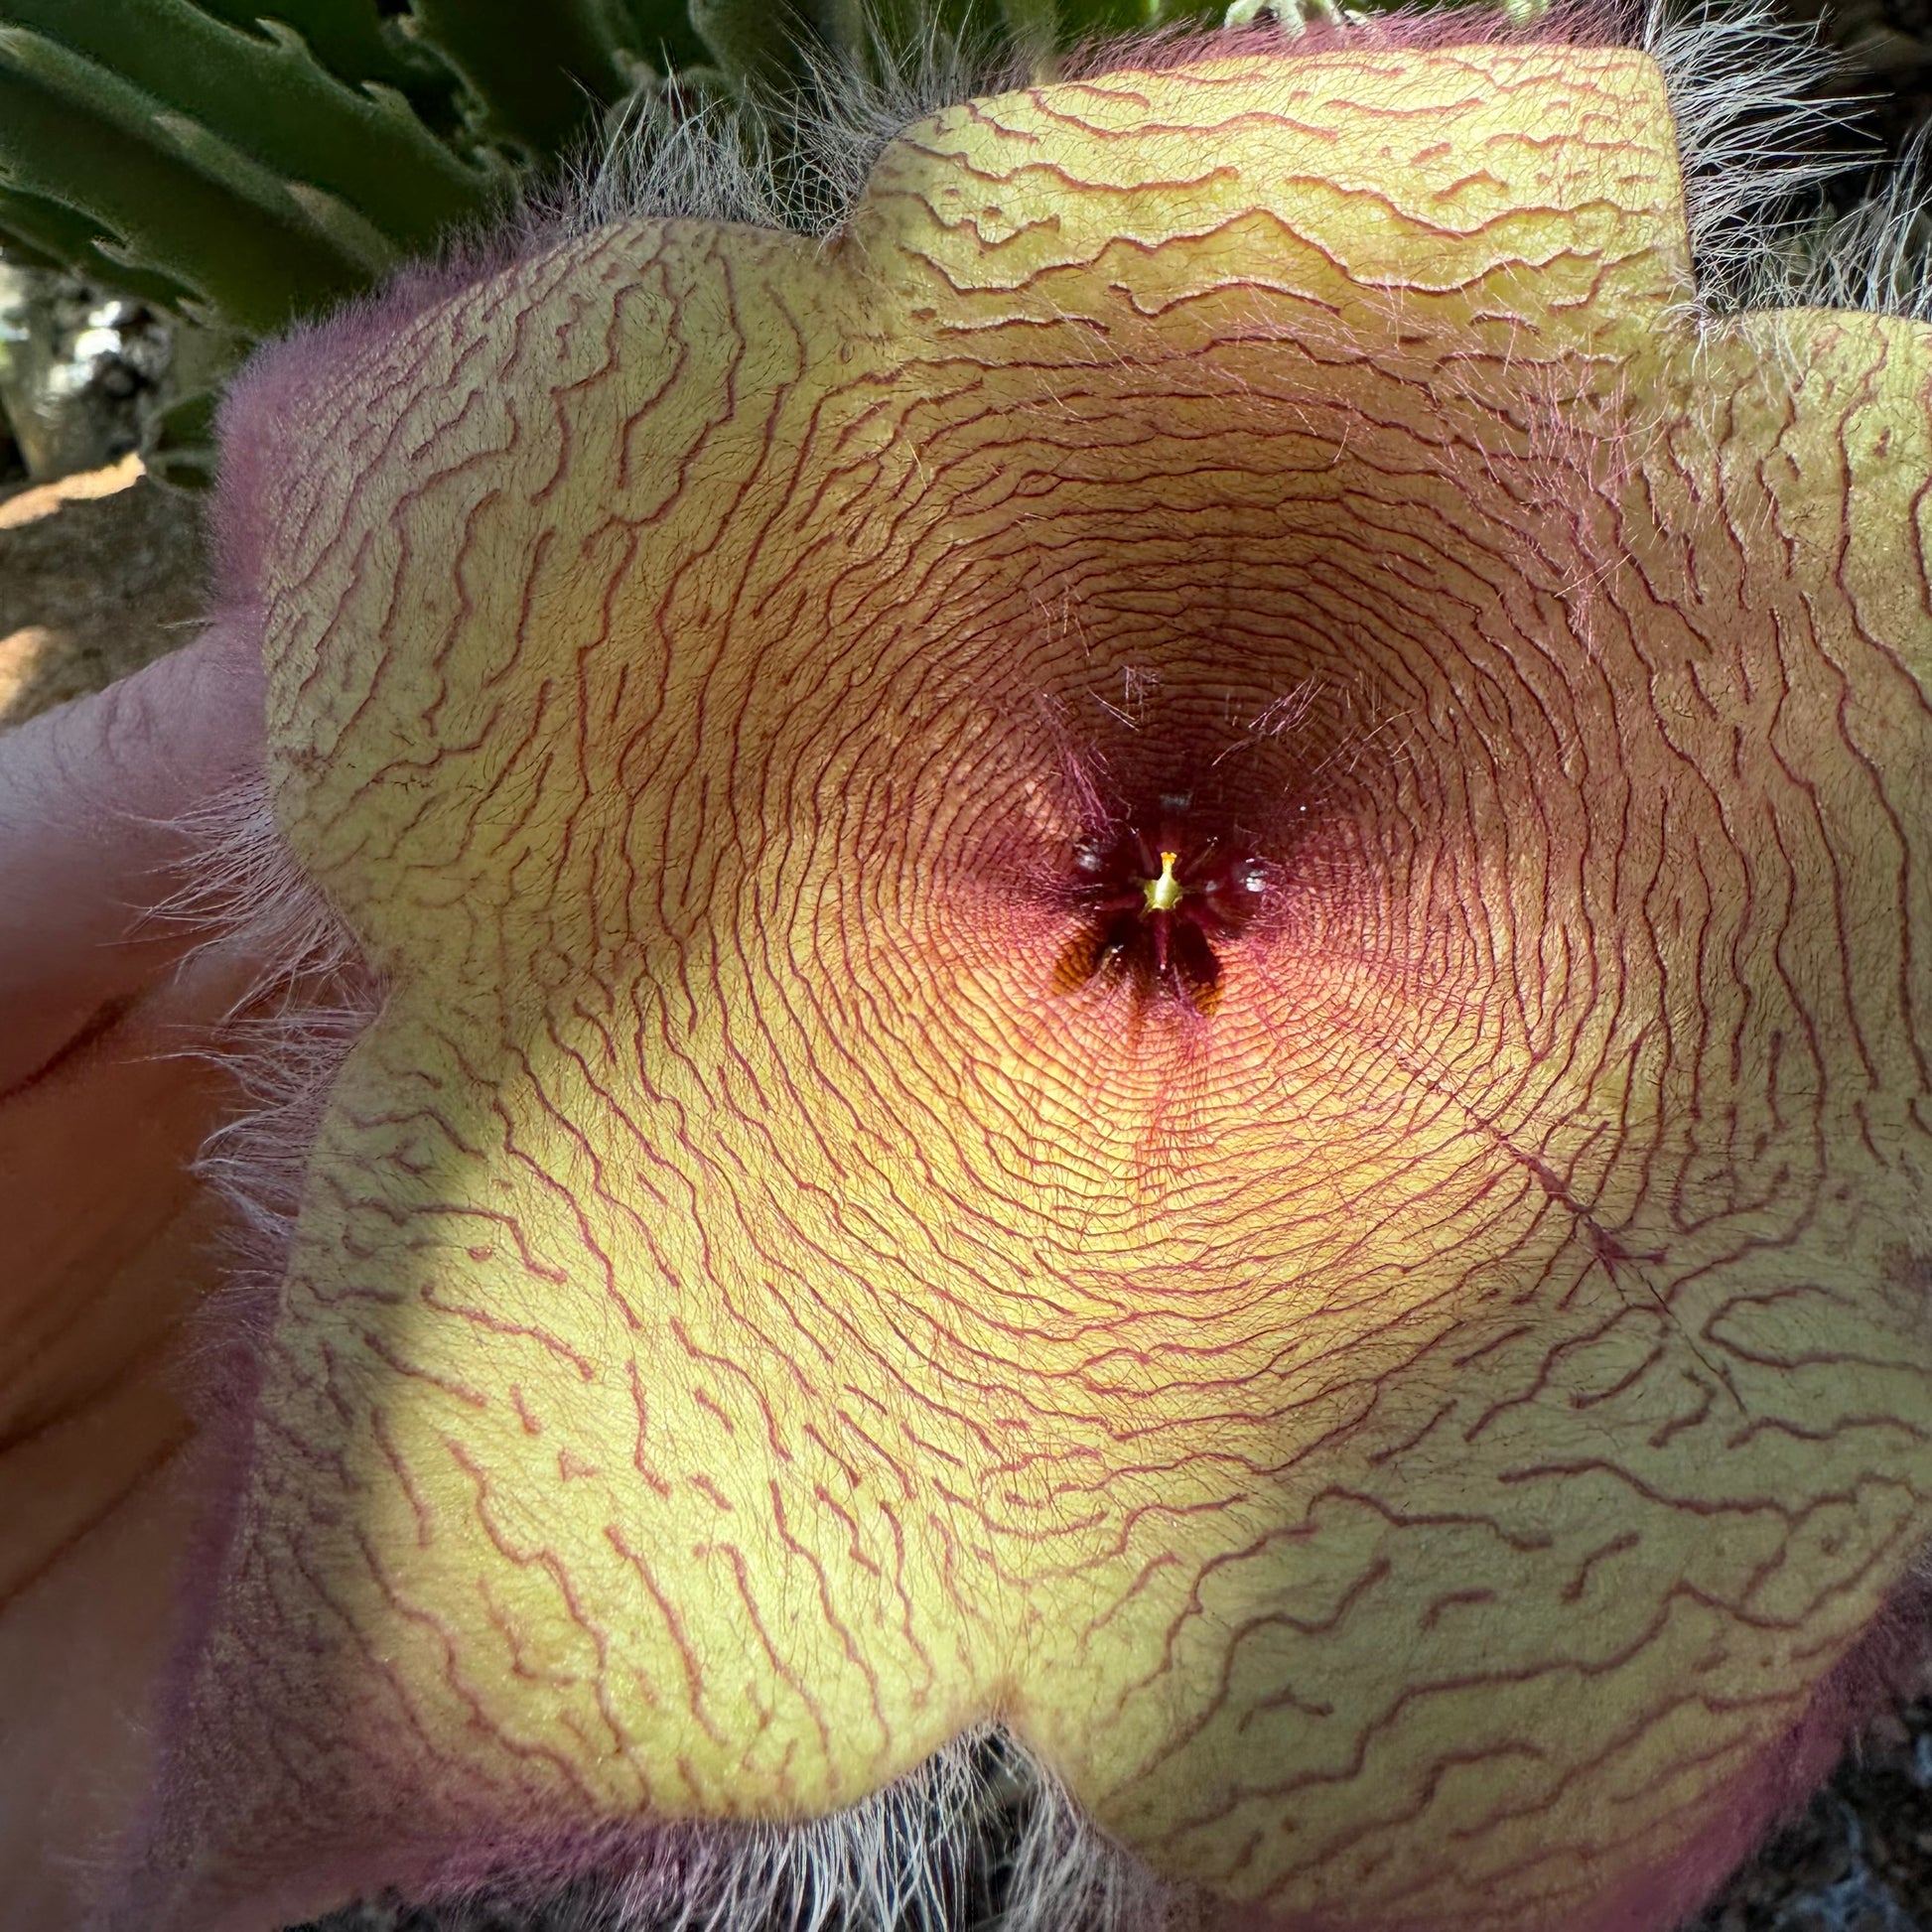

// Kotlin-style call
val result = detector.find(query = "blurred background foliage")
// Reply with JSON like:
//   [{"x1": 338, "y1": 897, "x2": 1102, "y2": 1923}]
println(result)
[{"x1": 0, "y1": 0, "x2": 1227, "y2": 486}]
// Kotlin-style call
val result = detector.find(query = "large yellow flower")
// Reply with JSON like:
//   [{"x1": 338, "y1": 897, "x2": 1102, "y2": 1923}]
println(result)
[{"x1": 106, "y1": 23, "x2": 1932, "y2": 1932}]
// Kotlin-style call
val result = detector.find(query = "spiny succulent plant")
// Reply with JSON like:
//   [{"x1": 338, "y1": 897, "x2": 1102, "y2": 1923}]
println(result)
[{"x1": 0, "y1": 0, "x2": 1231, "y2": 483}]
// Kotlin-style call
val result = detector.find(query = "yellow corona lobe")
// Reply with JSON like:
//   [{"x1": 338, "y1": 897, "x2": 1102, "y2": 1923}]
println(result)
[
  {"x1": 135, "y1": 36, "x2": 1932, "y2": 1932},
  {"x1": 1145, "y1": 854, "x2": 1183, "y2": 913}
]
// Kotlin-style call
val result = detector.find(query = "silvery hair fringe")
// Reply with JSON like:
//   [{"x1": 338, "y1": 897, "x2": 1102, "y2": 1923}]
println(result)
[
  {"x1": 388, "y1": 1727, "x2": 1198, "y2": 1932},
  {"x1": 564, "y1": 22, "x2": 1016, "y2": 237},
  {"x1": 1643, "y1": 0, "x2": 1932, "y2": 317}
]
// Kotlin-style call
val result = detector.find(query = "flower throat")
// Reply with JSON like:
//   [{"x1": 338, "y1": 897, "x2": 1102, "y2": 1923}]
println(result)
[{"x1": 1059, "y1": 792, "x2": 1275, "y2": 1009}]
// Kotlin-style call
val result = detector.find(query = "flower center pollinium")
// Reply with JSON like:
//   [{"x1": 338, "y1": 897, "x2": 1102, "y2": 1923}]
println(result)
[{"x1": 1068, "y1": 792, "x2": 1270, "y2": 1006}]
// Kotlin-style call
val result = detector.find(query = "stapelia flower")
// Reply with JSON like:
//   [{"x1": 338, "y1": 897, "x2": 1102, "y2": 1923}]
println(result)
[{"x1": 88, "y1": 15, "x2": 1932, "y2": 1932}]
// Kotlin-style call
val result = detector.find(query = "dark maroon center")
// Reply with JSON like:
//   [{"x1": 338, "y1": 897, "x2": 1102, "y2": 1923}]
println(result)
[{"x1": 1064, "y1": 793, "x2": 1271, "y2": 1005}]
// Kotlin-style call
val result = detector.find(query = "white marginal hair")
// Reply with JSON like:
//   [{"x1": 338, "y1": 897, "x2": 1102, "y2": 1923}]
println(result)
[
  {"x1": 562, "y1": 21, "x2": 1016, "y2": 238},
  {"x1": 1644, "y1": 0, "x2": 1932, "y2": 318},
  {"x1": 365, "y1": 1727, "x2": 1201, "y2": 1932}
]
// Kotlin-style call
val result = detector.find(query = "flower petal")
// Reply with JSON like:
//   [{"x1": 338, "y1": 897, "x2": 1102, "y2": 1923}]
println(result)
[{"x1": 121, "y1": 39, "x2": 1932, "y2": 1932}]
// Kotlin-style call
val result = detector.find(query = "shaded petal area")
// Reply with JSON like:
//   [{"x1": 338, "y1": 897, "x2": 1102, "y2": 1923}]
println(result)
[{"x1": 120, "y1": 37, "x2": 1932, "y2": 1932}]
